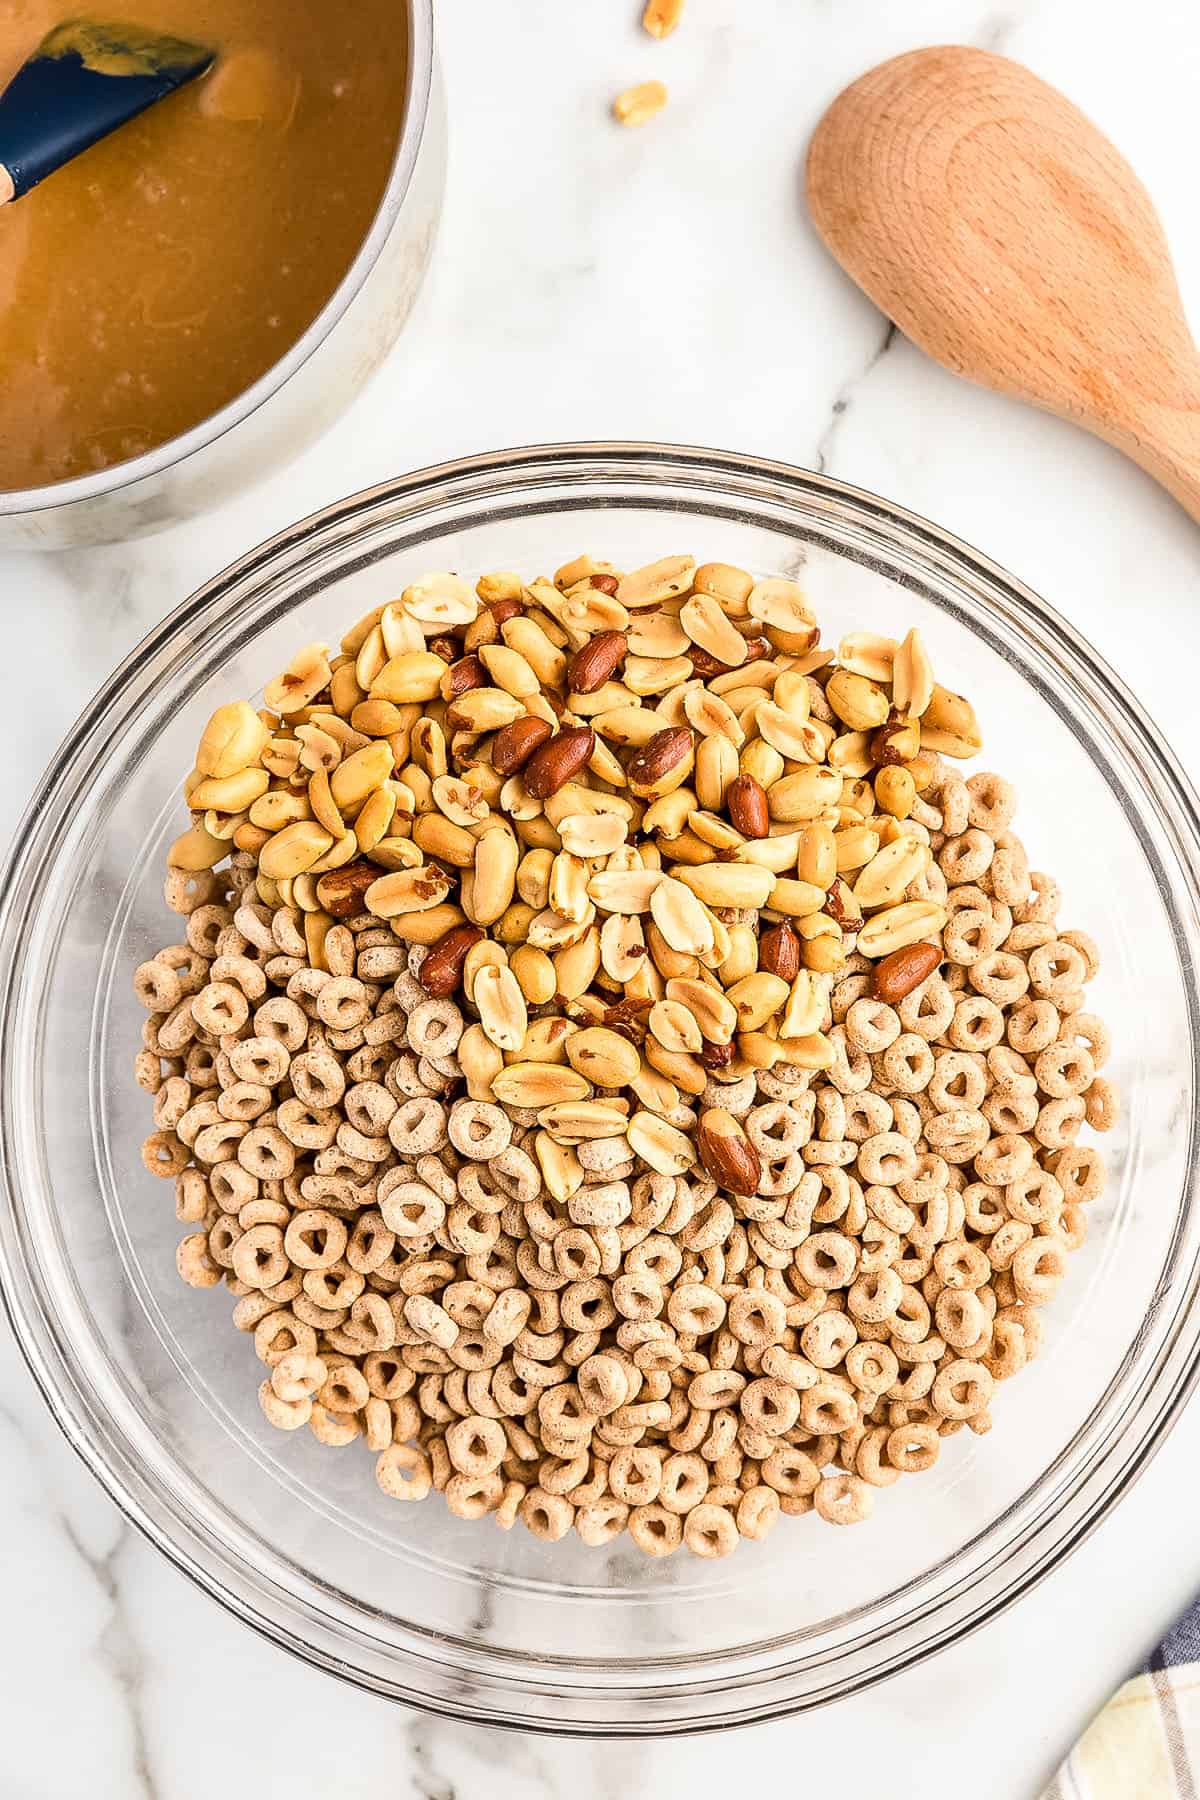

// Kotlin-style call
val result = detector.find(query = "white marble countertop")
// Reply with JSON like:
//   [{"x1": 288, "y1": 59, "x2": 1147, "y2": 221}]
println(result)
[{"x1": 4, "y1": 0, "x2": 1200, "y2": 1793}]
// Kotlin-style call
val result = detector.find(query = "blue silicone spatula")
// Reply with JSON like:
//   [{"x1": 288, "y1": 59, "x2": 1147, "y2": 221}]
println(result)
[{"x1": 0, "y1": 18, "x2": 214, "y2": 206}]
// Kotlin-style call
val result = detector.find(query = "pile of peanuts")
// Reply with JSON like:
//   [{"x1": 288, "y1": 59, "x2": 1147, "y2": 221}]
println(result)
[{"x1": 133, "y1": 553, "x2": 1115, "y2": 1557}]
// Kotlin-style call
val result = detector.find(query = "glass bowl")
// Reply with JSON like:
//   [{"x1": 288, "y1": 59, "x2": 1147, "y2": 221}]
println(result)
[{"x1": 2, "y1": 443, "x2": 1199, "y2": 1734}]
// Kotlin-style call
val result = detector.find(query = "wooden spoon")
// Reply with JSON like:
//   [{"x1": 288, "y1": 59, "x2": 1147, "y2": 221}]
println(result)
[{"x1": 806, "y1": 46, "x2": 1200, "y2": 522}]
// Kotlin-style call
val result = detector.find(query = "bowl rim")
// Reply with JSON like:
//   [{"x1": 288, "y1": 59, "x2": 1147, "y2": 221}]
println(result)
[
  {"x1": 3, "y1": 440, "x2": 1200, "y2": 1734},
  {"x1": 0, "y1": 0, "x2": 435, "y2": 519}
]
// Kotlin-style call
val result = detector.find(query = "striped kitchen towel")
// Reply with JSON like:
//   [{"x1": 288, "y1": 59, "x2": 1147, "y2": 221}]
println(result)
[{"x1": 1044, "y1": 1599, "x2": 1200, "y2": 1798}]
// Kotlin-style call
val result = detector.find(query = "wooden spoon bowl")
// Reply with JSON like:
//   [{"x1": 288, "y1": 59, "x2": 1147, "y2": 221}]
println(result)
[{"x1": 806, "y1": 46, "x2": 1200, "y2": 522}]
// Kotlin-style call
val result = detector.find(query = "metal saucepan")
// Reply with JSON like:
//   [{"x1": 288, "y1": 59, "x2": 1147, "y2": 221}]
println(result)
[{"x1": 0, "y1": 0, "x2": 443, "y2": 550}]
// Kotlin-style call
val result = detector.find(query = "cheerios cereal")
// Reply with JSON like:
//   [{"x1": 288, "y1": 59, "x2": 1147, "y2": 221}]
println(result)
[{"x1": 133, "y1": 556, "x2": 1115, "y2": 1557}]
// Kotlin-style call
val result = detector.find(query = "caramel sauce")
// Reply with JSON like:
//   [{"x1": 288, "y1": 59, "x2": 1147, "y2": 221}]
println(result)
[{"x1": 0, "y1": 1, "x2": 407, "y2": 490}]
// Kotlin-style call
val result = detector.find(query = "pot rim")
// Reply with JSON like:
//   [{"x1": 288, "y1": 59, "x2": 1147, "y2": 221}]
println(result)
[{"x1": 0, "y1": 0, "x2": 434, "y2": 520}]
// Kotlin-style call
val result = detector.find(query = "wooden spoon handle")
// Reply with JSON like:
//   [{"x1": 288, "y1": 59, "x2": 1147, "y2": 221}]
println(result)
[
  {"x1": 806, "y1": 48, "x2": 1200, "y2": 524},
  {"x1": 1102, "y1": 401, "x2": 1200, "y2": 524}
]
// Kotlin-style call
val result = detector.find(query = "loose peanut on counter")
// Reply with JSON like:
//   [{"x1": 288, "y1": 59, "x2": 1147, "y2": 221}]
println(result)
[{"x1": 135, "y1": 555, "x2": 1115, "y2": 1558}]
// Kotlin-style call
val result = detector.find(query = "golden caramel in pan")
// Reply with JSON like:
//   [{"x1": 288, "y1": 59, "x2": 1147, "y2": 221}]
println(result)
[{"x1": 0, "y1": 1, "x2": 406, "y2": 490}]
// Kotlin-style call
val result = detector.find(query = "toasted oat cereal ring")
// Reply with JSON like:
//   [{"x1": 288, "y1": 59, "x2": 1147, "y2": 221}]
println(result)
[
  {"x1": 1057, "y1": 928, "x2": 1100, "y2": 979},
  {"x1": 176, "y1": 1230, "x2": 221, "y2": 1287},
  {"x1": 846, "y1": 1340, "x2": 900, "y2": 1396},
  {"x1": 628, "y1": 1502, "x2": 682, "y2": 1557},
  {"x1": 845, "y1": 1266, "x2": 902, "y2": 1327},
  {"x1": 842, "y1": 1090, "x2": 893, "y2": 1142},
  {"x1": 973, "y1": 1133, "x2": 1033, "y2": 1187},
  {"x1": 885, "y1": 1421, "x2": 940, "y2": 1473},
  {"x1": 944, "y1": 995, "x2": 1004, "y2": 1053},
  {"x1": 407, "y1": 997, "x2": 465, "y2": 1058},
  {"x1": 446, "y1": 1414, "x2": 507, "y2": 1476},
  {"x1": 1003, "y1": 999, "x2": 1059, "y2": 1057},
  {"x1": 209, "y1": 953, "x2": 268, "y2": 1002},
  {"x1": 1047, "y1": 1145, "x2": 1106, "y2": 1204},
  {"x1": 933, "y1": 1240, "x2": 990, "y2": 1292},
  {"x1": 982, "y1": 1085, "x2": 1039, "y2": 1135},
  {"x1": 799, "y1": 1308, "x2": 859, "y2": 1368},
  {"x1": 966, "y1": 951, "x2": 1029, "y2": 1005},
  {"x1": 814, "y1": 1473, "x2": 873, "y2": 1526},
  {"x1": 363, "y1": 1352, "x2": 415, "y2": 1400},
  {"x1": 190, "y1": 980, "x2": 248, "y2": 1036},
  {"x1": 1085, "y1": 1078, "x2": 1118, "y2": 1132},
  {"x1": 210, "y1": 1159, "x2": 257, "y2": 1213},
  {"x1": 574, "y1": 1498, "x2": 630, "y2": 1546},
  {"x1": 257, "y1": 1380, "x2": 312, "y2": 1431},
  {"x1": 744, "y1": 1099, "x2": 812, "y2": 1159},
  {"x1": 726, "y1": 1285, "x2": 787, "y2": 1346},
  {"x1": 342, "y1": 1080, "x2": 397, "y2": 1138},
  {"x1": 927, "y1": 1051, "x2": 986, "y2": 1115},
  {"x1": 284, "y1": 1208, "x2": 349, "y2": 1270},
  {"x1": 388, "y1": 1096, "x2": 449, "y2": 1157},
  {"x1": 931, "y1": 1358, "x2": 994, "y2": 1421},
  {"x1": 875, "y1": 1032, "x2": 933, "y2": 1095},
  {"x1": 254, "y1": 1309, "x2": 317, "y2": 1366},
  {"x1": 319, "y1": 1362, "x2": 371, "y2": 1414},
  {"x1": 896, "y1": 974, "x2": 955, "y2": 1040},
  {"x1": 376, "y1": 1443, "x2": 433, "y2": 1502},
  {"x1": 845, "y1": 1000, "x2": 902, "y2": 1058},
  {"x1": 962, "y1": 1181, "x2": 1004, "y2": 1235},
  {"x1": 941, "y1": 907, "x2": 1002, "y2": 968},
  {"x1": 519, "y1": 1487, "x2": 575, "y2": 1541},
  {"x1": 288, "y1": 1049, "x2": 345, "y2": 1111},
  {"x1": 226, "y1": 1036, "x2": 290, "y2": 1087},
  {"x1": 795, "y1": 1230, "x2": 857, "y2": 1290},
  {"x1": 1061, "y1": 1011, "x2": 1110, "y2": 1070},
  {"x1": 864, "y1": 1182, "x2": 914, "y2": 1234},
  {"x1": 448, "y1": 1099, "x2": 512, "y2": 1162},
  {"x1": 232, "y1": 1223, "x2": 288, "y2": 1290},
  {"x1": 133, "y1": 959, "x2": 185, "y2": 1012},
  {"x1": 193, "y1": 1114, "x2": 249, "y2": 1163},
  {"x1": 739, "y1": 1376, "x2": 802, "y2": 1435},
  {"x1": 935, "y1": 1287, "x2": 988, "y2": 1350},
  {"x1": 1003, "y1": 1166, "x2": 1064, "y2": 1226},
  {"x1": 800, "y1": 1382, "x2": 857, "y2": 1435},
  {"x1": 253, "y1": 995, "x2": 309, "y2": 1050},
  {"x1": 445, "y1": 1473, "x2": 504, "y2": 1520},
  {"x1": 853, "y1": 1425, "x2": 899, "y2": 1489},
  {"x1": 684, "y1": 1502, "x2": 738, "y2": 1558},
  {"x1": 575, "y1": 1351, "x2": 629, "y2": 1416},
  {"x1": 552, "y1": 1227, "x2": 602, "y2": 1283},
  {"x1": 1012, "y1": 1237, "x2": 1070, "y2": 1303},
  {"x1": 965, "y1": 771, "x2": 1016, "y2": 833},
  {"x1": 736, "y1": 1484, "x2": 781, "y2": 1540},
  {"x1": 667, "y1": 1281, "x2": 727, "y2": 1336},
  {"x1": 824, "y1": 1028, "x2": 873, "y2": 1094},
  {"x1": 164, "y1": 866, "x2": 218, "y2": 915},
  {"x1": 924, "y1": 1109, "x2": 989, "y2": 1164},
  {"x1": 1035, "y1": 1095, "x2": 1086, "y2": 1149},
  {"x1": 608, "y1": 1445, "x2": 664, "y2": 1506},
  {"x1": 236, "y1": 1124, "x2": 295, "y2": 1180},
  {"x1": 938, "y1": 830, "x2": 995, "y2": 887},
  {"x1": 688, "y1": 1368, "x2": 746, "y2": 1410},
  {"x1": 982, "y1": 1319, "x2": 1027, "y2": 1382},
  {"x1": 270, "y1": 1351, "x2": 327, "y2": 1403},
  {"x1": 141, "y1": 1129, "x2": 189, "y2": 1179},
  {"x1": 760, "y1": 1443, "x2": 820, "y2": 1497},
  {"x1": 856, "y1": 1131, "x2": 917, "y2": 1187},
  {"x1": 1027, "y1": 940, "x2": 1088, "y2": 1003},
  {"x1": 1011, "y1": 869, "x2": 1060, "y2": 924},
  {"x1": 655, "y1": 1451, "x2": 706, "y2": 1515}
]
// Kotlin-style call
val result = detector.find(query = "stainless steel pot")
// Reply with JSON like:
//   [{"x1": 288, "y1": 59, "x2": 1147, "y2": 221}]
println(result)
[{"x1": 0, "y1": 1, "x2": 443, "y2": 550}]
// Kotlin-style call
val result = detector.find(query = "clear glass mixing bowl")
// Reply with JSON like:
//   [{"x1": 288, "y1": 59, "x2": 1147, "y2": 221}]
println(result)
[{"x1": 2, "y1": 443, "x2": 1199, "y2": 1734}]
